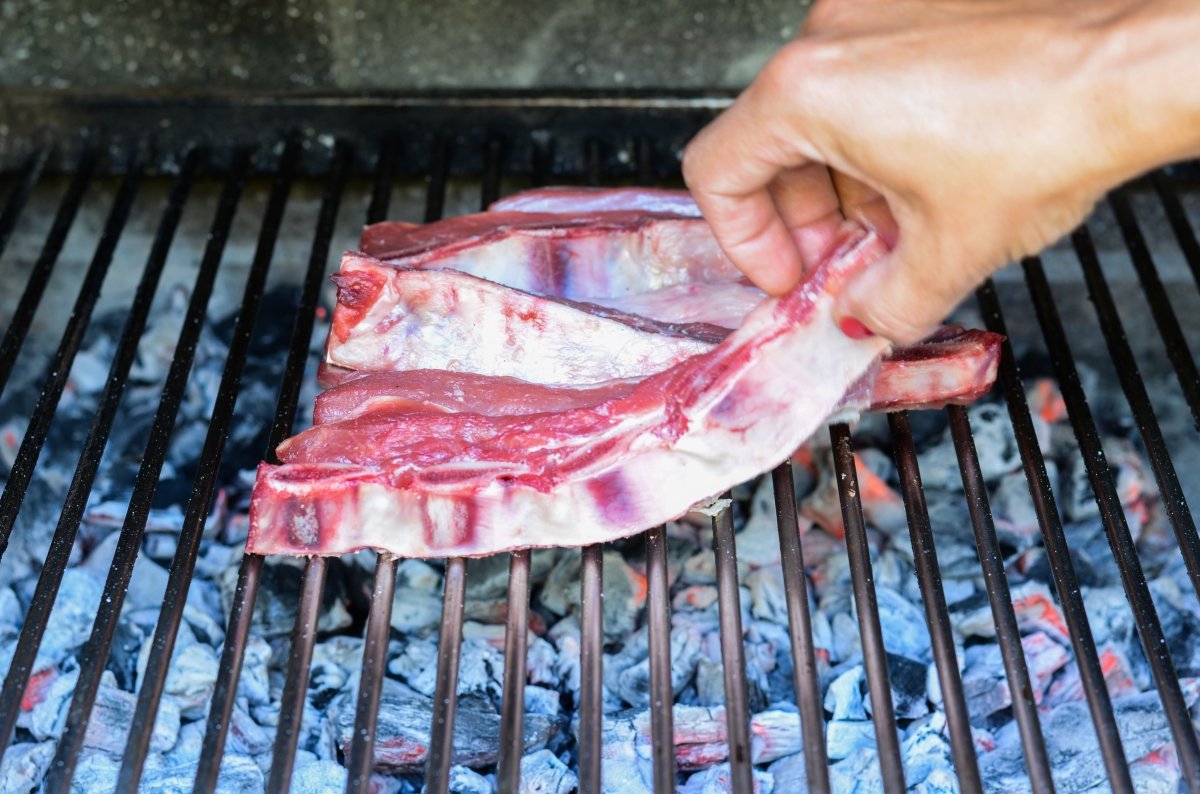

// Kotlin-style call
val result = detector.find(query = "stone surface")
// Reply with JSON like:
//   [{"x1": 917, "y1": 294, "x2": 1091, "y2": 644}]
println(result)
[{"x1": 0, "y1": 0, "x2": 809, "y2": 92}]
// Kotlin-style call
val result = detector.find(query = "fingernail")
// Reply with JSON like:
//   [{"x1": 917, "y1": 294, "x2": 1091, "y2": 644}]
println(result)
[{"x1": 839, "y1": 317, "x2": 874, "y2": 340}]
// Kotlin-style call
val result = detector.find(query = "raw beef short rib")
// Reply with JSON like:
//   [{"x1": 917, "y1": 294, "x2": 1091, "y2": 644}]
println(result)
[{"x1": 249, "y1": 228, "x2": 893, "y2": 558}]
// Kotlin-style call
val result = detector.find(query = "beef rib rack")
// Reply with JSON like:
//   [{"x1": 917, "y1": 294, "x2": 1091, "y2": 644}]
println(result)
[{"x1": 249, "y1": 192, "x2": 1001, "y2": 558}]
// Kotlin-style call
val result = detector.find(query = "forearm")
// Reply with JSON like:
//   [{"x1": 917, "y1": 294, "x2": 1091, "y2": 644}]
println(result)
[{"x1": 1095, "y1": 0, "x2": 1200, "y2": 182}]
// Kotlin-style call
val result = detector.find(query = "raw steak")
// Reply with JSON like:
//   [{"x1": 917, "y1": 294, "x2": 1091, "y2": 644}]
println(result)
[
  {"x1": 327, "y1": 254, "x2": 724, "y2": 383},
  {"x1": 489, "y1": 187, "x2": 701, "y2": 216},
  {"x1": 249, "y1": 227, "x2": 894, "y2": 558},
  {"x1": 310, "y1": 327, "x2": 1001, "y2": 427}
]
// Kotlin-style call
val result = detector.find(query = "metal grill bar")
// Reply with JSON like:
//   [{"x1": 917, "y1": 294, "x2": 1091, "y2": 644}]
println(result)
[
  {"x1": 340, "y1": 136, "x2": 403, "y2": 794},
  {"x1": 1021, "y1": 255, "x2": 1200, "y2": 790},
  {"x1": 633, "y1": 137, "x2": 677, "y2": 794},
  {"x1": 531, "y1": 136, "x2": 553, "y2": 187},
  {"x1": 0, "y1": 145, "x2": 195, "y2": 770},
  {"x1": 0, "y1": 147, "x2": 95, "y2": 398},
  {"x1": 346, "y1": 554, "x2": 399, "y2": 793},
  {"x1": 974, "y1": 279, "x2": 1133, "y2": 791},
  {"x1": 571, "y1": 136, "x2": 613, "y2": 792},
  {"x1": 255, "y1": 140, "x2": 352, "y2": 788},
  {"x1": 195, "y1": 553, "x2": 263, "y2": 792},
  {"x1": 422, "y1": 556, "x2": 467, "y2": 793},
  {"x1": 829, "y1": 422, "x2": 905, "y2": 793},
  {"x1": 585, "y1": 139, "x2": 602, "y2": 187},
  {"x1": 484, "y1": 134, "x2": 521, "y2": 782},
  {"x1": 268, "y1": 558, "x2": 331, "y2": 791},
  {"x1": 44, "y1": 150, "x2": 252, "y2": 793},
  {"x1": 0, "y1": 149, "x2": 143, "y2": 562},
  {"x1": 419, "y1": 136, "x2": 469, "y2": 794},
  {"x1": 578, "y1": 543, "x2": 606, "y2": 792},
  {"x1": 947, "y1": 406, "x2": 1055, "y2": 792},
  {"x1": 1071, "y1": 225, "x2": 1200, "y2": 601},
  {"x1": 482, "y1": 138, "x2": 503, "y2": 206},
  {"x1": 265, "y1": 139, "x2": 354, "y2": 455},
  {"x1": 636, "y1": 138, "x2": 653, "y2": 183},
  {"x1": 888, "y1": 412, "x2": 982, "y2": 794},
  {"x1": 487, "y1": 137, "x2": 531, "y2": 793},
  {"x1": 497, "y1": 550, "x2": 532, "y2": 792},
  {"x1": 425, "y1": 136, "x2": 451, "y2": 223},
  {"x1": 771, "y1": 461, "x2": 830, "y2": 793},
  {"x1": 204, "y1": 139, "x2": 352, "y2": 793},
  {"x1": 713, "y1": 503, "x2": 754, "y2": 792},
  {"x1": 0, "y1": 147, "x2": 48, "y2": 262},
  {"x1": 1152, "y1": 172, "x2": 1200, "y2": 291},
  {"x1": 368, "y1": 135, "x2": 401, "y2": 225},
  {"x1": 1109, "y1": 194, "x2": 1200, "y2": 429},
  {"x1": 644, "y1": 526, "x2": 676, "y2": 792},
  {"x1": 116, "y1": 138, "x2": 300, "y2": 791}
]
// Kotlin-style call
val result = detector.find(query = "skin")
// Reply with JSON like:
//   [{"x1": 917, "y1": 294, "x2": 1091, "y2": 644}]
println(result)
[{"x1": 682, "y1": 0, "x2": 1200, "y2": 344}]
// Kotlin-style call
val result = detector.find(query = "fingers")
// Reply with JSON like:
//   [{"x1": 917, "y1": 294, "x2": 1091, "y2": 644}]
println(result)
[
  {"x1": 831, "y1": 172, "x2": 900, "y2": 246},
  {"x1": 769, "y1": 163, "x2": 848, "y2": 274},
  {"x1": 683, "y1": 136, "x2": 805, "y2": 293},
  {"x1": 769, "y1": 163, "x2": 841, "y2": 231},
  {"x1": 836, "y1": 219, "x2": 981, "y2": 345},
  {"x1": 686, "y1": 184, "x2": 804, "y2": 296},
  {"x1": 683, "y1": 52, "x2": 829, "y2": 295}
]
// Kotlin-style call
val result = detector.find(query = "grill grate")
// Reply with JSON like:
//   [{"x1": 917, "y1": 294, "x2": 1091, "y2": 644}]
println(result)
[
  {"x1": 833, "y1": 421, "x2": 909, "y2": 791},
  {"x1": 0, "y1": 104, "x2": 1197, "y2": 794},
  {"x1": 45, "y1": 149, "x2": 251, "y2": 792},
  {"x1": 1023, "y1": 253, "x2": 1200, "y2": 790},
  {"x1": 772, "y1": 459, "x2": 833, "y2": 791},
  {"x1": 889, "y1": 410, "x2": 984, "y2": 791},
  {"x1": 947, "y1": 404, "x2": 1054, "y2": 791}
]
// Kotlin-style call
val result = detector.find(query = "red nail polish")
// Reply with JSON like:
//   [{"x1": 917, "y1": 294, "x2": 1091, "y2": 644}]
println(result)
[{"x1": 839, "y1": 317, "x2": 874, "y2": 340}]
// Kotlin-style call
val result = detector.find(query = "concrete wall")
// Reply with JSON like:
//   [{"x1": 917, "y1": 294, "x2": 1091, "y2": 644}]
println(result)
[{"x1": 1, "y1": 0, "x2": 809, "y2": 91}]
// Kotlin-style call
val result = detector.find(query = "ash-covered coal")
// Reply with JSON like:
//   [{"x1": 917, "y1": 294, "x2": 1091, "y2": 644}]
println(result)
[{"x1": 1, "y1": 260, "x2": 1199, "y2": 794}]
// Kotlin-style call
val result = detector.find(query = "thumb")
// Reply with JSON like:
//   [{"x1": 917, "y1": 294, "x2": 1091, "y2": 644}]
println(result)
[{"x1": 836, "y1": 223, "x2": 982, "y2": 346}]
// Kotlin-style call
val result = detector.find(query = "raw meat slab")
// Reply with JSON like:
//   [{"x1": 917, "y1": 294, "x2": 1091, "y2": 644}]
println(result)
[{"x1": 249, "y1": 228, "x2": 892, "y2": 558}]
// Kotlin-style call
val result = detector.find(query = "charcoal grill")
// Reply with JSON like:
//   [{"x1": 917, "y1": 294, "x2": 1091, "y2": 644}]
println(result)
[{"x1": 0, "y1": 92, "x2": 1198, "y2": 794}]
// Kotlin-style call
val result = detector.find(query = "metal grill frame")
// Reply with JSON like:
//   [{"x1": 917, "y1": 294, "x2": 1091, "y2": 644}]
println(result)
[{"x1": 0, "y1": 98, "x2": 1196, "y2": 794}]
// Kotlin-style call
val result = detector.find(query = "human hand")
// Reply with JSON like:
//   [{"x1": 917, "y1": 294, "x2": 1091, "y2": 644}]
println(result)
[{"x1": 683, "y1": 0, "x2": 1200, "y2": 343}]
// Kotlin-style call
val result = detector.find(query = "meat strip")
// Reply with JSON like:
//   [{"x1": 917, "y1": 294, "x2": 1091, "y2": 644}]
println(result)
[
  {"x1": 488, "y1": 186, "x2": 701, "y2": 217},
  {"x1": 587, "y1": 280, "x2": 765, "y2": 329},
  {"x1": 359, "y1": 211, "x2": 738, "y2": 299},
  {"x1": 311, "y1": 327, "x2": 1000, "y2": 427},
  {"x1": 327, "y1": 254, "x2": 722, "y2": 384}
]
